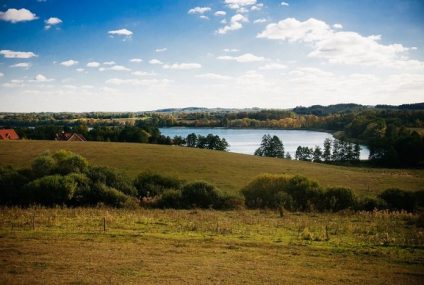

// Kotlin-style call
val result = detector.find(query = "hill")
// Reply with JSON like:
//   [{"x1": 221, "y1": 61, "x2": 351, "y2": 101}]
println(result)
[{"x1": 0, "y1": 140, "x2": 422, "y2": 196}]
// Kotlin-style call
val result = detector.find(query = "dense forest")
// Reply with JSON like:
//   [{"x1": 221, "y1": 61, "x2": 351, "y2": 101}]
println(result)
[{"x1": 1, "y1": 103, "x2": 423, "y2": 167}]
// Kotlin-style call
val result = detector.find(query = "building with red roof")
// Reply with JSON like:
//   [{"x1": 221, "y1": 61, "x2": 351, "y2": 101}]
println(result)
[
  {"x1": 55, "y1": 132, "x2": 87, "y2": 142},
  {"x1": 0, "y1": 129, "x2": 20, "y2": 140}
]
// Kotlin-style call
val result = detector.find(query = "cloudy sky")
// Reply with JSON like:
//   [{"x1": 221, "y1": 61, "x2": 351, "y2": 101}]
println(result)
[{"x1": 1, "y1": 0, "x2": 424, "y2": 112}]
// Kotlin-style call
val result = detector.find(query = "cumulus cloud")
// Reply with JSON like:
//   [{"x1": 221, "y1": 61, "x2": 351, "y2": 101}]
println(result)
[
  {"x1": 0, "y1": 8, "x2": 38, "y2": 23},
  {"x1": 0, "y1": 50, "x2": 37, "y2": 59},
  {"x1": 76, "y1": 68, "x2": 85, "y2": 72},
  {"x1": 105, "y1": 78, "x2": 171, "y2": 86},
  {"x1": 196, "y1": 73, "x2": 232, "y2": 80},
  {"x1": 10, "y1": 62, "x2": 31, "y2": 68},
  {"x1": 225, "y1": 0, "x2": 257, "y2": 10},
  {"x1": 251, "y1": 3, "x2": 264, "y2": 11},
  {"x1": 224, "y1": 48, "x2": 239, "y2": 52},
  {"x1": 61, "y1": 60, "x2": 78, "y2": 67},
  {"x1": 132, "y1": 71, "x2": 156, "y2": 76},
  {"x1": 86, "y1": 61, "x2": 100, "y2": 68},
  {"x1": 163, "y1": 63, "x2": 202, "y2": 70},
  {"x1": 214, "y1": 11, "x2": 226, "y2": 16},
  {"x1": 44, "y1": 17, "x2": 62, "y2": 29},
  {"x1": 257, "y1": 17, "x2": 421, "y2": 68},
  {"x1": 217, "y1": 13, "x2": 248, "y2": 34},
  {"x1": 108, "y1": 28, "x2": 133, "y2": 38},
  {"x1": 254, "y1": 18, "x2": 267, "y2": 24},
  {"x1": 0, "y1": 72, "x2": 4, "y2": 77},
  {"x1": 100, "y1": 65, "x2": 131, "y2": 71},
  {"x1": 149, "y1": 59, "x2": 163, "y2": 65},
  {"x1": 130, "y1": 58, "x2": 143, "y2": 63},
  {"x1": 217, "y1": 53, "x2": 267, "y2": 62},
  {"x1": 103, "y1": 61, "x2": 115, "y2": 65},
  {"x1": 33, "y1": 74, "x2": 54, "y2": 82},
  {"x1": 281, "y1": 2, "x2": 289, "y2": 6},
  {"x1": 155, "y1": 48, "x2": 167, "y2": 52},
  {"x1": 188, "y1": 7, "x2": 211, "y2": 15},
  {"x1": 258, "y1": 63, "x2": 287, "y2": 70},
  {"x1": 333, "y1": 23, "x2": 343, "y2": 29}
]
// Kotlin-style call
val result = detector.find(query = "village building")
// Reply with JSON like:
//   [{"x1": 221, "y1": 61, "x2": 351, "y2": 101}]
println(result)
[
  {"x1": 0, "y1": 129, "x2": 20, "y2": 140},
  {"x1": 55, "y1": 132, "x2": 87, "y2": 142}
]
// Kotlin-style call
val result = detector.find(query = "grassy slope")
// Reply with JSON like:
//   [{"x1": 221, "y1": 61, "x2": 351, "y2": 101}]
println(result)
[{"x1": 0, "y1": 140, "x2": 423, "y2": 196}]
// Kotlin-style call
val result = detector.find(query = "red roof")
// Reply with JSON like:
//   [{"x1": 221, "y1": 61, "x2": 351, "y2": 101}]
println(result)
[
  {"x1": 0, "y1": 129, "x2": 19, "y2": 140},
  {"x1": 55, "y1": 132, "x2": 87, "y2": 141}
]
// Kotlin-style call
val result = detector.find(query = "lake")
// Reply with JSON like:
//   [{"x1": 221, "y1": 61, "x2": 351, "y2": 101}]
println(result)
[{"x1": 160, "y1": 128, "x2": 370, "y2": 160}]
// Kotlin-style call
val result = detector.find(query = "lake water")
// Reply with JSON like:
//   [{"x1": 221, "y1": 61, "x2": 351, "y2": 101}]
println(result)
[{"x1": 160, "y1": 128, "x2": 370, "y2": 160}]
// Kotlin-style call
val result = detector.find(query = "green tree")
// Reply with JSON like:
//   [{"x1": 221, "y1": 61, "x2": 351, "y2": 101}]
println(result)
[
  {"x1": 323, "y1": 138, "x2": 332, "y2": 162},
  {"x1": 312, "y1": 146, "x2": 323, "y2": 162},
  {"x1": 254, "y1": 134, "x2": 284, "y2": 158}
]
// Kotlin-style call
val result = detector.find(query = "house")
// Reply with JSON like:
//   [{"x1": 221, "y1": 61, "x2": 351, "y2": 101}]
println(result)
[
  {"x1": 0, "y1": 129, "x2": 20, "y2": 140},
  {"x1": 55, "y1": 132, "x2": 87, "y2": 142}
]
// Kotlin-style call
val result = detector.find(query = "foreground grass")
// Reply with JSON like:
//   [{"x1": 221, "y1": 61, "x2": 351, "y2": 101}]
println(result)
[
  {"x1": 1, "y1": 140, "x2": 423, "y2": 196},
  {"x1": 0, "y1": 207, "x2": 423, "y2": 284}
]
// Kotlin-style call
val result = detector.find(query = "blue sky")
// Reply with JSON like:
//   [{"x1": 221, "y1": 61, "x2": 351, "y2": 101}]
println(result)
[{"x1": 1, "y1": 0, "x2": 423, "y2": 112}]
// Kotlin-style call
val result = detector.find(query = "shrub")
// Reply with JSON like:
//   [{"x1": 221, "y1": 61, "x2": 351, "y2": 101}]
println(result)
[
  {"x1": 32, "y1": 152, "x2": 56, "y2": 177},
  {"x1": 54, "y1": 150, "x2": 88, "y2": 175},
  {"x1": 67, "y1": 173, "x2": 93, "y2": 206},
  {"x1": 180, "y1": 181, "x2": 221, "y2": 209},
  {"x1": 356, "y1": 196, "x2": 387, "y2": 211},
  {"x1": 414, "y1": 190, "x2": 424, "y2": 209},
  {"x1": 241, "y1": 174, "x2": 290, "y2": 209},
  {"x1": 24, "y1": 175, "x2": 77, "y2": 206},
  {"x1": 323, "y1": 187, "x2": 356, "y2": 212},
  {"x1": 284, "y1": 176, "x2": 324, "y2": 211},
  {"x1": 215, "y1": 193, "x2": 245, "y2": 210},
  {"x1": 92, "y1": 182, "x2": 131, "y2": 208},
  {"x1": 0, "y1": 166, "x2": 28, "y2": 205},
  {"x1": 87, "y1": 166, "x2": 136, "y2": 196},
  {"x1": 134, "y1": 171, "x2": 183, "y2": 198},
  {"x1": 379, "y1": 188, "x2": 416, "y2": 212},
  {"x1": 155, "y1": 189, "x2": 182, "y2": 209}
]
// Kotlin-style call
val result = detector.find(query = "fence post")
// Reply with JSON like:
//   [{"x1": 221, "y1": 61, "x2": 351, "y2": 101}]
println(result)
[
  {"x1": 103, "y1": 217, "x2": 106, "y2": 232},
  {"x1": 32, "y1": 212, "x2": 35, "y2": 230}
]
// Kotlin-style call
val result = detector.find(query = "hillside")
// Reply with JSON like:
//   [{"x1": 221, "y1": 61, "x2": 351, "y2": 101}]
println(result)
[{"x1": 0, "y1": 140, "x2": 422, "y2": 196}]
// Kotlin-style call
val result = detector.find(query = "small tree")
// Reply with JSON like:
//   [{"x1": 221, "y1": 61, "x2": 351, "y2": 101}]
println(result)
[
  {"x1": 186, "y1": 133, "x2": 198, "y2": 147},
  {"x1": 323, "y1": 138, "x2": 332, "y2": 162},
  {"x1": 254, "y1": 134, "x2": 284, "y2": 158},
  {"x1": 312, "y1": 146, "x2": 323, "y2": 162}
]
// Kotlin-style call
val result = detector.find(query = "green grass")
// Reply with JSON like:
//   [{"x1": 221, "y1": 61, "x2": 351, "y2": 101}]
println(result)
[
  {"x1": 0, "y1": 207, "x2": 423, "y2": 284},
  {"x1": 0, "y1": 140, "x2": 423, "y2": 196}
]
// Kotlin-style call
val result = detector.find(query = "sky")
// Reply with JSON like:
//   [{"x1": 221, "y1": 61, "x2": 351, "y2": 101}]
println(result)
[{"x1": 0, "y1": 0, "x2": 424, "y2": 112}]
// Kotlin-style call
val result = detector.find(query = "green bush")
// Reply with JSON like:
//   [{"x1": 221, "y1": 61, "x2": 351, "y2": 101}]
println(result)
[
  {"x1": 323, "y1": 187, "x2": 356, "y2": 212},
  {"x1": 284, "y1": 176, "x2": 324, "y2": 211},
  {"x1": 54, "y1": 150, "x2": 88, "y2": 175},
  {"x1": 92, "y1": 182, "x2": 131, "y2": 208},
  {"x1": 24, "y1": 175, "x2": 77, "y2": 206},
  {"x1": 241, "y1": 174, "x2": 290, "y2": 209},
  {"x1": 379, "y1": 188, "x2": 416, "y2": 212},
  {"x1": 87, "y1": 166, "x2": 136, "y2": 196},
  {"x1": 0, "y1": 166, "x2": 28, "y2": 205},
  {"x1": 180, "y1": 181, "x2": 222, "y2": 209},
  {"x1": 67, "y1": 173, "x2": 93, "y2": 206},
  {"x1": 31, "y1": 152, "x2": 56, "y2": 177},
  {"x1": 134, "y1": 171, "x2": 183, "y2": 198},
  {"x1": 155, "y1": 189, "x2": 182, "y2": 209},
  {"x1": 356, "y1": 197, "x2": 387, "y2": 211}
]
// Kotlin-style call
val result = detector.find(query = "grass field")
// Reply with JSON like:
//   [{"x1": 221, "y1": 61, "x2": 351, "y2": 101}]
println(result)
[
  {"x1": 0, "y1": 140, "x2": 423, "y2": 196},
  {"x1": 0, "y1": 207, "x2": 423, "y2": 284}
]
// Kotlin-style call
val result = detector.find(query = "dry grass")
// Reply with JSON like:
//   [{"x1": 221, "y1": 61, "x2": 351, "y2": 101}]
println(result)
[
  {"x1": 0, "y1": 207, "x2": 423, "y2": 284},
  {"x1": 1, "y1": 140, "x2": 423, "y2": 196}
]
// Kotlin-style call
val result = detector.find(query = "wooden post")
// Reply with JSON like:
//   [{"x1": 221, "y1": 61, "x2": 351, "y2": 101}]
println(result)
[
  {"x1": 278, "y1": 206, "x2": 284, "y2": 218},
  {"x1": 325, "y1": 225, "x2": 330, "y2": 241},
  {"x1": 103, "y1": 217, "x2": 106, "y2": 232},
  {"x1": 32, "y1": 212, "x2": 35, "y2": 230}
]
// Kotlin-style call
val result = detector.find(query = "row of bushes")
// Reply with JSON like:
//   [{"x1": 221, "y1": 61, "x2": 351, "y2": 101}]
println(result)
[
  {"x1": 241, "y1": 174, "x2": 423, "y2": 212},
  {"x1": 0, "y1": 150, "x2": 240, "y2": 209}
]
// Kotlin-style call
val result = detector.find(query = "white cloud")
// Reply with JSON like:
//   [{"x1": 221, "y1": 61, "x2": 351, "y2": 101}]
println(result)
[
  {"x1": 254, "y1": 18, "x2": 267, "y2": 24},
  {"x1": 149, "y1": 59, "x2": 163, "y2": 65},
  {"x1": 0, "y1": 8, "x2": 38, "y2": 23},
  {"x1": 251, "y1": 3, "x2": 264, "y2": 11},
  {"x1": 217, "y1": 13, "x2": 248, "y2": 34},
  {"x1": 188, "y1": 7, "x2": 211, "y2": 15},
  {"x1": 258, "y1": 63, "x2": 287, "y2": 70},
  {"x1": 0, "y1": 50, "x2": 37, "y2": 59},
  {"x1": 333, "y1": 23, "x2": 343, "y2": 29},
  {"x1": 155, "y1": 48, "x2": 167, "y2": 52},
  {"x1": 76, "y1": 68, "x2": 85, "y2": 72},
  {"x1": 132, "y1": 71, "x2": 156, "y2": 76},
  {"x1": 10, "y1": 62, "x2": 31, "y2": 68},
  {"x1": 101, "y1": 65, "x2": 131, "y2": 71},
  {"x1": 214, "y1": 11, "x2": 226, "y2": 16},
  {"x1": 224, "y1": 48, "x2": 239, "y2": 52},
  {"x1": 108, "y1": 28, "x2": 133, "y2": 37},
  {"x1": 105, "y1": 78, "x2": 170, "y2": 86},
  {"x1": 199, "y1": 15, "x2": 209, "y2": 20},
  {"x1": 281, "y1": 2, "x2": 289, "y2": 6},
  {"x1": 163, "y1": 63, "x2": 202, "y2": 70},
  {"x1": 0, "y1": 72, "x2": 4, "y2": 77},
  {"x1": 86, "y1": 61, "x2": 100, "y2": 68},
  {"x1": 130, "y1": 58, "x2": 143, "y2": 63},
  {"x1": 61, "y1": 60, "x2": 79, "y2": 67},
  {"x1": 257, "y1": 17, "x2": 421, "y2": 68},
  {"x1": 217, "y1": 53, "x2": 267, "y2": 62},
  {"x1": 196, "y1": 73, "x2": 232, "y2": 80},
  {"x1": 44, "y1": 17, "x2": 62, "y2": 29},
  {"x1": 103, "y1": 61, "x2": 115, "y2": 65},
  {"x1": 33, "y1": 74, "x2": 54, "y2": 82},
  {"x1": 225, "y1": 0, "x2": 257, "y2": 10},
  {"x1": 3, "y1": 79, "x2": 24, "y2": 88}
]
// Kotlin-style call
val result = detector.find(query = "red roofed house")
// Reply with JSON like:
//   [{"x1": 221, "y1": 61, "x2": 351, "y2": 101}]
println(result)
[
  {"x1": 55, "y1": 132, "x2": 87, "y2": 142},
  {"x1": 0, "y1": 129, "x2": 20, "y2": 140}
]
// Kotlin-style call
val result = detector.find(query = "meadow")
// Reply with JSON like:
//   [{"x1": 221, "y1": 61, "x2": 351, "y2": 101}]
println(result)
[
  {"x1": 0, "y1": 140, "x2": 423, "y2": 196},
  {"x1": 0, "y1": 207, "x2": 423, "y2": 284}
]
